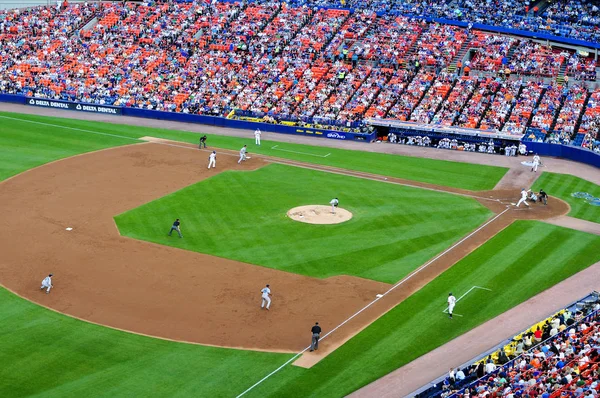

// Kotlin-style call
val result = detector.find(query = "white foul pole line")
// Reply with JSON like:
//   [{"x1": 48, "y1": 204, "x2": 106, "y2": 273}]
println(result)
[
  {"x1": 236, "y1": 208, "x2": 509, "y2": 397},
  {"x1": 271, "y1": 144, "x2": 331, "y2": 158},
  {"x1": 442, "y1": 286, "x2": 493, "y2": 313}
]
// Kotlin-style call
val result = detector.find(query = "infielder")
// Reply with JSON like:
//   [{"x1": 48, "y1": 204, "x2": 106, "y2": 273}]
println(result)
[
  {"x1": 330, "y1": 198, "x2": 339, "y2": 214},
  {"x1": 40, "y1": 273, "x2": 53, "y2": 294},
  {"x1": 516, "y1": 188, "x2": 530, "y2": 207},
  {"x1": 238, "y1": 145, "x2": 248, "y2": 164},
  {"x1": 254, "y1": 129, "x2": 261, "y2": 146},
  {"x1": 447, "y1": 292, "x2": 456, "y2": 319},
  {"x1": 531, "y1": 153, "x2": 541, "y2": 172},
  {"x1": 208, "y1": 150, "x2": 216, "y2": 169},
  {"x1": 261, "y1": 284, "x2": 271, "y2": 310},
  {"x1": 168, "y1": 218, "x2": 183, "y2": 237}
]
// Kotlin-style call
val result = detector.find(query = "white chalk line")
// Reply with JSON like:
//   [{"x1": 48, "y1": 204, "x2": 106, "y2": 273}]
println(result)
[
  {"x1": 442, "y1": 286, "x2": 492, "y2": 313},
  {"x1": 236, "y1": 208, "x2": 509, "y2": 397},
  {"x1": 271, "y1": 144, "x2": 331, "y2": 158}
]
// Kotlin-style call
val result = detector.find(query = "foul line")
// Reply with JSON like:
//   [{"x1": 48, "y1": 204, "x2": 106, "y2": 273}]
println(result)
[
  {"x1": 443, "y1": 286, "x2": 493, "y2": 313},
  {"x1": 271, "y1": 144, "x2": 331, "y2": 158},
  {"x1": 236, "y1": 208, "x2": 509, "y2": 397}
]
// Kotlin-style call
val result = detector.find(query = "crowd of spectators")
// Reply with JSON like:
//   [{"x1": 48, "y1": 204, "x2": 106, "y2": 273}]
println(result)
[
  {"x1": 0, "y1": 0, "x2": 598, "y2": 145},
  {"x1": 417, "y1": 293, "x2": 600, "y2": 398}
]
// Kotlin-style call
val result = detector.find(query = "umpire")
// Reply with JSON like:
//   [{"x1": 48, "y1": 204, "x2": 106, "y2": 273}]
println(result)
[
  {"x1": 538, "y1": 189, "x2": 548, "y2": 205},
  {"x1": 309, "y1": 322, "x2": 322, "y2": 352},
  {"x1": 199, "y1": 135, "x2": 207, "y2": 149}
]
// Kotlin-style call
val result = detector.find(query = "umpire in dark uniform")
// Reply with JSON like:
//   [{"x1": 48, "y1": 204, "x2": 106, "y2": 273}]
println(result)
[
  {"x1": 538, "y1": 189, "x2": 548, "y2": 205},
  {"x1": 310, "y1": 322, "x2": 322, "y2": 352},
  {"x1": 199, "y1": 135, "x2": 207, "y2": 149}
]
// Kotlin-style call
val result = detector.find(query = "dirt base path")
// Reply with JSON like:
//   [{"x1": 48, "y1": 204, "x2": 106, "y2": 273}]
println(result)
[{"x1": 0, "y1": 143, "x2": 390, "y2": 352}]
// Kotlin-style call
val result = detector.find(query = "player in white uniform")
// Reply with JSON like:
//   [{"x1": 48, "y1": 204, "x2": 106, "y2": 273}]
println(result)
[
  {"x1": 207, "y1": 151, "x2": 216, "y2": 169},
  {"x1": 330, "y1": 198, "x2": 339, "y2": 214},
  {"x1": 261, "y1": 284, "x2": 271, "y2": 310},
  {"x1": 531, "y1": 154, "x2": 540, "y2": 172},
  {"x1": 238, "y1": 145, "x2": 248, "y2": 164},
  {"x1": 40, "y1": 273, "x2": 53, "y2": 294},
  {"x1": 516, "y1": 188, "x2": 530, "y2": 207},
  {"x1": 254, "y1": 129, "x2": 261, "y2": 146},
  {"x1": 447, "y1": 293, "x2": 456, "y2": 319}
]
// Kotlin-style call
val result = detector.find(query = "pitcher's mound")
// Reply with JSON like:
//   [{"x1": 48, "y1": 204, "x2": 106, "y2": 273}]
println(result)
[{"x1": 287, "y1": 205, "x2": 353, "y2": 225}]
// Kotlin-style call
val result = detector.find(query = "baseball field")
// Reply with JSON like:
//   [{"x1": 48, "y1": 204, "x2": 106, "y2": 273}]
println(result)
[{"x1": 1, "y1": 110, "x2": 600, "y2": 397}]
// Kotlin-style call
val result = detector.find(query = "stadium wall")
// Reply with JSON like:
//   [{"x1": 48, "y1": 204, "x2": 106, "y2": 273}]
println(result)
[{"x1": 0, "y1": 94, "x2": 376, "y2": 142}]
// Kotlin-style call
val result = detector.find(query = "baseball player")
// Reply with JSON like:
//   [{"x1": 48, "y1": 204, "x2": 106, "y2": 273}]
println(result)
[
  {"x1": 254, "y1": 129, "x2": 261, "y2": 146},
  {"x1": 330, "y1": 198, "x2": 339, "y2": 214},
  {"x1": 261, "y1": 284, "x2": 271, "y2": 310},
  {"x1": 516, "y1": 188, "x2": 530, "y2": 207},
  {"x1": 40, "y1": 273, "x2": 53, "y2": 294},
  {"x1": 531, "y1": 153, "x2": 541, "y2": 172},
  {"x1": 208, "y1": 150, "x2": 216, "y2": 169},
  {"x1": 168, "y1": 218, "x2": 183, "y2": 238},
  {"x1": 447, "y1": 292, "x2": 456, "y2": 319},
  {"x1": 238, "y1": 145, "x2": 248, "y2": 164}
]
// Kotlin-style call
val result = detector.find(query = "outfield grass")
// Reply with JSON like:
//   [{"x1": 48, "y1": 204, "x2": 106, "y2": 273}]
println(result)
[
  {"x1": 115, "y1": 164, "x2": 491, "y2": 283},
  {"x1": 244, "y1": 220, "x2": 600, "y2": 397},
  {"x1": 0, "y1": 111, "x2": 508, "y2": 190},
  {"x1": 0, "y1": 287, "x2": 291, "y2": 397},
  {"x1": 532, "y1": 172, "x2": 600, "y2": 223}
]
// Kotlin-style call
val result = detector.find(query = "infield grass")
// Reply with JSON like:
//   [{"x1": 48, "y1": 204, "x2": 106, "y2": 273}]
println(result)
[
  {"x1": 0, "y1": 111, "x2": 508, "y2": 190},
  {"x1": 532, "y1": 172, "x2": 600, "y2": 223},
  {"x1": 114, "y1": 164, "x2": 491, "y2": 283}
]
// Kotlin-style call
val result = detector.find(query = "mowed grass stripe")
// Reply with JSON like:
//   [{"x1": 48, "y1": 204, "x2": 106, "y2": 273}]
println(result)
[
  {"x1": 244, "y1": 221, "x2": 600, "y2": 397},
  {"x1": 532, "y1": 172, "x2": 600, "y2": 223},
  {"x1": 115, "y1": 164, "x2": 491, "y2": 283},
  {"x1": 0, "y1": 111, "x2": 508, "y2": 190}
]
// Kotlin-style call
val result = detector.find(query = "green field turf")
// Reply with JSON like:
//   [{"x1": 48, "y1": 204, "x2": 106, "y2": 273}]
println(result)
[
  {"x1": 0, "y1": 111, "x2": 508, "y2": 190},
  {"x1": 114, "y1": 163, "x2": 491, "y2": 283},
  {"x1": 2, "y1": 110, "x2": 600, "y2": 397},
  {"x1": 2, "y1": 220, "x2": 598, "y2": 397},
  {"x1": 532, "y1": 172, "x2": 600, "y2": 223},
  {"x1": 243, "y1": 220, "x2": 600, "y2": 397}
]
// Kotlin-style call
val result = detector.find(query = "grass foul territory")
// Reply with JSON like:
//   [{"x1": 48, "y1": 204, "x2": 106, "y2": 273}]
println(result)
[{"x1": 0, "y1": 112, "x2": 507, "y2": 190}]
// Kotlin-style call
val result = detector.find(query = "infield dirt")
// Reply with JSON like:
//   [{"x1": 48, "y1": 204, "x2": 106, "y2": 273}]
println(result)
[{"x1": 0, "y1": 139, "x2": 571, "y2": 357}]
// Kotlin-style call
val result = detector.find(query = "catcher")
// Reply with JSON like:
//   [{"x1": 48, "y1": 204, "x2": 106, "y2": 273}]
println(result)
[{"x1": 330, "y1": 197, "x2": 339, "y2": 214}]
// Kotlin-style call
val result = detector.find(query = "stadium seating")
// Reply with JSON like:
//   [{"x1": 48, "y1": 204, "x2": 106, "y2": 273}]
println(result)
[
  {"x1": 416, "y1": 292, "x2": 600, "y2": 398},
  {"x1": 0, "y1": 1, "x2": 598, "y2": 149}
]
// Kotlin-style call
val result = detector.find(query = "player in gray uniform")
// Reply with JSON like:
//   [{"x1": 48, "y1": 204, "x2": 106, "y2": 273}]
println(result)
[
  {"x1": 40, "y1": 273, "x2": 53, "y2": 294},
  {"x1": 238, "y1": 145, "x2": 248, "y2": 164},
  {"x1": 261, "y1": 284, "x2": 271, "y2": 310},
  {"x1": 330, "y1": 198, "x2": 339, "y2": 214}
]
